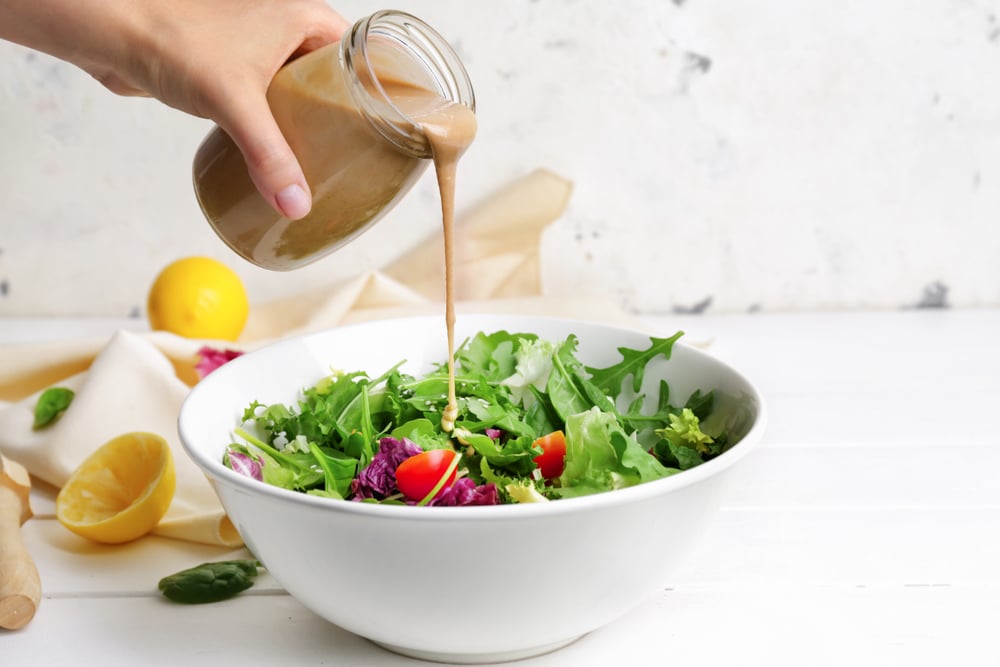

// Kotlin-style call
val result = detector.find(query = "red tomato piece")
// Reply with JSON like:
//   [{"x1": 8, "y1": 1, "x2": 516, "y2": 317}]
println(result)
[
  {"x1": 395, "y1": 449, "x2": 458, "y2": 501},
  {"x1": 532, "y1": 430, "x2": 567, "y2": 479}
]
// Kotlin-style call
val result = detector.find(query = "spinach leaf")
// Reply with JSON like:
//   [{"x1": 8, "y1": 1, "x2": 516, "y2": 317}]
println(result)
[
  {"x1": 33, "y1": 387, "x2": 75, "y2": 430},
  {"x1": 547, "y1": 336, "x2": 618, "y2": 421},
  {"x1": 158, "y1": 560, "x2": 262, "y2": 604},
  {"x1": 308, "y1": 443, "x2": 357, "y2": 499}
]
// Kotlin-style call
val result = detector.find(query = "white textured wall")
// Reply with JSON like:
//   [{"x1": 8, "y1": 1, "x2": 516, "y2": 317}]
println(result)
[{"x1": 1, "y1": 0, "x2": 999, "y2": 317}]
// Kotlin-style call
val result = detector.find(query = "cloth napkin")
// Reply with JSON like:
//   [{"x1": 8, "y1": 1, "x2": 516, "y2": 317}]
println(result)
[{"x1": 0, "y1": 168, "x2": 638, "y2": 548}]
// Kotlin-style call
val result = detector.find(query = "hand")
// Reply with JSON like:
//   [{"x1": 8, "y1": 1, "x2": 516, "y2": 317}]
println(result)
[{"x1": 0, "y1": 0, "x2": 350, "y2": 219}]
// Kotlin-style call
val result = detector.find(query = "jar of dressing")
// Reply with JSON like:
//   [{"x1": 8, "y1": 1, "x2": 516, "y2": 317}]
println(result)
[{"x1": 192, "y1": 10, "x2": 476, "y2": 271}]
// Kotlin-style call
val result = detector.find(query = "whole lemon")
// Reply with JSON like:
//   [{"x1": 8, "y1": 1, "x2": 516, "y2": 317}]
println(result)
[{"x1": 147, "y1": 256, "x2": 249, "y2": 341}]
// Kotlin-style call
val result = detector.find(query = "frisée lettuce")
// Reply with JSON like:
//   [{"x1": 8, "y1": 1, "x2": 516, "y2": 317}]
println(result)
[{"x1": 223, "y1": 330, "x2": 729, "y2": 505}]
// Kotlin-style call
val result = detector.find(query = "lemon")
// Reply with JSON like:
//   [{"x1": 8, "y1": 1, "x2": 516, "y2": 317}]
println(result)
[
  {"x1": 147, "y1": 256, "x2": 249, "y2": 341},
  {"x1": 56, "y1": 432, "x2": 176, "y2": 544}
]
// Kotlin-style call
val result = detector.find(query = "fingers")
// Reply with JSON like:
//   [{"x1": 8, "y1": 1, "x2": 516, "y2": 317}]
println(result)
[
  {"x1": 215, "y1": 3, "x2": 349, "y2": 220},
  {"x1": 221, "y1": 93, "x2": 312, "y2": 220}
]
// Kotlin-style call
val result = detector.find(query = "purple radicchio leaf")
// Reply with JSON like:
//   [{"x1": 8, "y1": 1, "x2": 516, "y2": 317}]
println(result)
[
  {"x1": 484, "y1": 428, "x2": 503, "y2": 441},
  {"x1": 351, "y1": 437, "x2": 423, "y2": 499},
  {"x1": 428, "y1": 478, "x2": 499, "y2": 507},
  {"x1": 196, "y1": 346, "x2": 244, "y2": 379},
  {"x1": 228, "y1": 449, "x2": 263, "y2": 482}
]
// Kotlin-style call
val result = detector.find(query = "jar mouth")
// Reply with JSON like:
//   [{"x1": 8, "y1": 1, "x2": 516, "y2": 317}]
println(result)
[{"x1": 342, "y1": 10, "x2": 476, "y2": 158}]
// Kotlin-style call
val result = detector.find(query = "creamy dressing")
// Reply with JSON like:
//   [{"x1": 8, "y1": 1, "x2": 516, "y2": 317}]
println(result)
[
  {"x1": 396, "y1": 97, "x2": 477, "y2": 432},
  {"x1": 194, "y1": 52, "x2": 441, "y2": 271}
]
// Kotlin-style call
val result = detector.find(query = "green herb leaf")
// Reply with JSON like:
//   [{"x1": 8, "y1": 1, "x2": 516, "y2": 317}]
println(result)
[
  {"x1": 158, "y1": 560, "x2": 262, "y2": 604},
  {"x1": 33, "y1": 387, "x2": 75, "y2": 430},
  {"x1": 546, "y1": 336, "x2": 594, "y2": 420},
  {"x1": 308, "y1": 442, "x2": 356, "y2": 499},
  {"x1": 586, "y1": 332, "x2": 684, "y2": 398}
]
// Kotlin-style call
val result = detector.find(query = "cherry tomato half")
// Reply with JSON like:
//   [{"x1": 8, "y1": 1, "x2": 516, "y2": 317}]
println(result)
[
  {"x1": 532, "y1": 430, "x2": 566, "y2": 479},
  {"x1": 395, "y1": 449, "x2": 458, "y2": 501}
]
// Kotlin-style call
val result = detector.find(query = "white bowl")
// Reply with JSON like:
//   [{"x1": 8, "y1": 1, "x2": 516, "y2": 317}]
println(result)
[{"x1": 178, "y1": 315, "x2": 766, "y2": 663}]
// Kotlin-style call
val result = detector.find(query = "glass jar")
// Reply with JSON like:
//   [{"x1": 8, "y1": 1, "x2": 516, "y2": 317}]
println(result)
[{"x1": 192, "y1": 10, "x2": 476, "y2": 271}]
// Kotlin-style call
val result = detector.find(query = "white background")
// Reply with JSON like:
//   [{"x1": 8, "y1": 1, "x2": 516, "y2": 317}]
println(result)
[{"x1": 1, "y1": 0, "x2": 998, "y2": 317}]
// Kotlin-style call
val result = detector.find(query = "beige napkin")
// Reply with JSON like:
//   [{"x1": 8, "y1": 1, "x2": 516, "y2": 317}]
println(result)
[
  {"x1": 0, "y1": 331, "x2": 241, "y2": 546},
  {"x1": 0, "y1": 168, "x2": 638, "y2": 548}
]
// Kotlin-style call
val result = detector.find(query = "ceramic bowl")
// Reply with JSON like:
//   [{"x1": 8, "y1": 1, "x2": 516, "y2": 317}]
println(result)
[{"x1": 178, "y1": 315, "x2": 766, "y2": 663}]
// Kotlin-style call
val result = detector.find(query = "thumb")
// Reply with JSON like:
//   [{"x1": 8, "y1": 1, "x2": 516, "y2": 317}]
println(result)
[{"x1": 221, "y1": 95, "x2": 312, "y2": 220}]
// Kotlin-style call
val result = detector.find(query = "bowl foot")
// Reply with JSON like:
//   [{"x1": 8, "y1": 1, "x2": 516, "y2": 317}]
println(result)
[{"x1": 369, "y1": 634, "x2": 584, "y2": 664}]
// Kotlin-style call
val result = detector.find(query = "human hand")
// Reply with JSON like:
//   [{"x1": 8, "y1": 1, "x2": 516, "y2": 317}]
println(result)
[{"x1": 0, "y1": 0, "x2": 350, "y2": 219}]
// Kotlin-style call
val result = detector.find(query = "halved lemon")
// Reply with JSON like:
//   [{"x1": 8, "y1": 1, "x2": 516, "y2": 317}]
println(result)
[{"x1": 56, "y1": 432, "x2": 176, "y2": 544}]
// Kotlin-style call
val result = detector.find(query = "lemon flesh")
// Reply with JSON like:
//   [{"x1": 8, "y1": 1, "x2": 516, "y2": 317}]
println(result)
[{"x1": 56, "y1": 432, "x2": 176, "y2": 544}]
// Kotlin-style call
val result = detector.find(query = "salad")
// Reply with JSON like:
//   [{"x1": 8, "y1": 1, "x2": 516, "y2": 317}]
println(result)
[{"x1": 223, "y1": 329, "x2": 729, "y2": 506}]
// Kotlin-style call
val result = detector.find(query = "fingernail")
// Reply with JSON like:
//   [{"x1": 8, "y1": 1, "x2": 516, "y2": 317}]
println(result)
[{"x1": 275, "y1": 184, "x2": 311, "y2": 220}]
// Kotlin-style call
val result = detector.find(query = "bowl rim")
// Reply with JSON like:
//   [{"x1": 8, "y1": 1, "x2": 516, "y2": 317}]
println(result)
[{"x1": 178, "y1": 314, "x2": 768, "y2": 522}]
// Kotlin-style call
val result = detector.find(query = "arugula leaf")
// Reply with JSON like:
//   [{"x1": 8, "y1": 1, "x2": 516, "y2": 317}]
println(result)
[
  {"x1": 585, "y1": 332, "x2": 684, "y2": 399},
  {"x1": 620, "y1": 379, "x2": 678, "y2": 433},
  {"x1": 33, "y1": 387, "x2": 74, "y2": 430}
]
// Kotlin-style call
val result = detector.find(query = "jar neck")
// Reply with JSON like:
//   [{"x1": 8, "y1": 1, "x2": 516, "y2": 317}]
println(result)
[{"x1": 341, "y1": 11, "x2": 476, "y2": 159}]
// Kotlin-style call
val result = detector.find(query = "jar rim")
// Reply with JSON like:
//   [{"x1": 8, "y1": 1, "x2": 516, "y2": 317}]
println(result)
[{"x1": 342, "y1": 10, "x2": 476, "y2": 158}]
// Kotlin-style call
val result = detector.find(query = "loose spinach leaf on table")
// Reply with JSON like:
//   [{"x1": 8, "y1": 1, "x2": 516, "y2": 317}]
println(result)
[{"x1": 158, "y1": 559, "x2": 262, "y2": 604}]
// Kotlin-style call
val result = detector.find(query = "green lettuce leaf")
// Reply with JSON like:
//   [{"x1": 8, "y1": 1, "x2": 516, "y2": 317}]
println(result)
[{"x1": 557, "y1": 407, "x2": 673, "y2": 498}]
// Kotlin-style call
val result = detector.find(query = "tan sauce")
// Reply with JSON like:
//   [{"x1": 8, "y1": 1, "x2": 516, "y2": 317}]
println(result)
[{"x1": 393, "y1": 96, "x2": 478, "y2": 432}]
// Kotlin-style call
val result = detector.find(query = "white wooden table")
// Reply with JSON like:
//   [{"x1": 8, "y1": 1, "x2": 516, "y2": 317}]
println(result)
[{"x1": 2, "y1": 309, "x2": 998, "y2": 666}]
